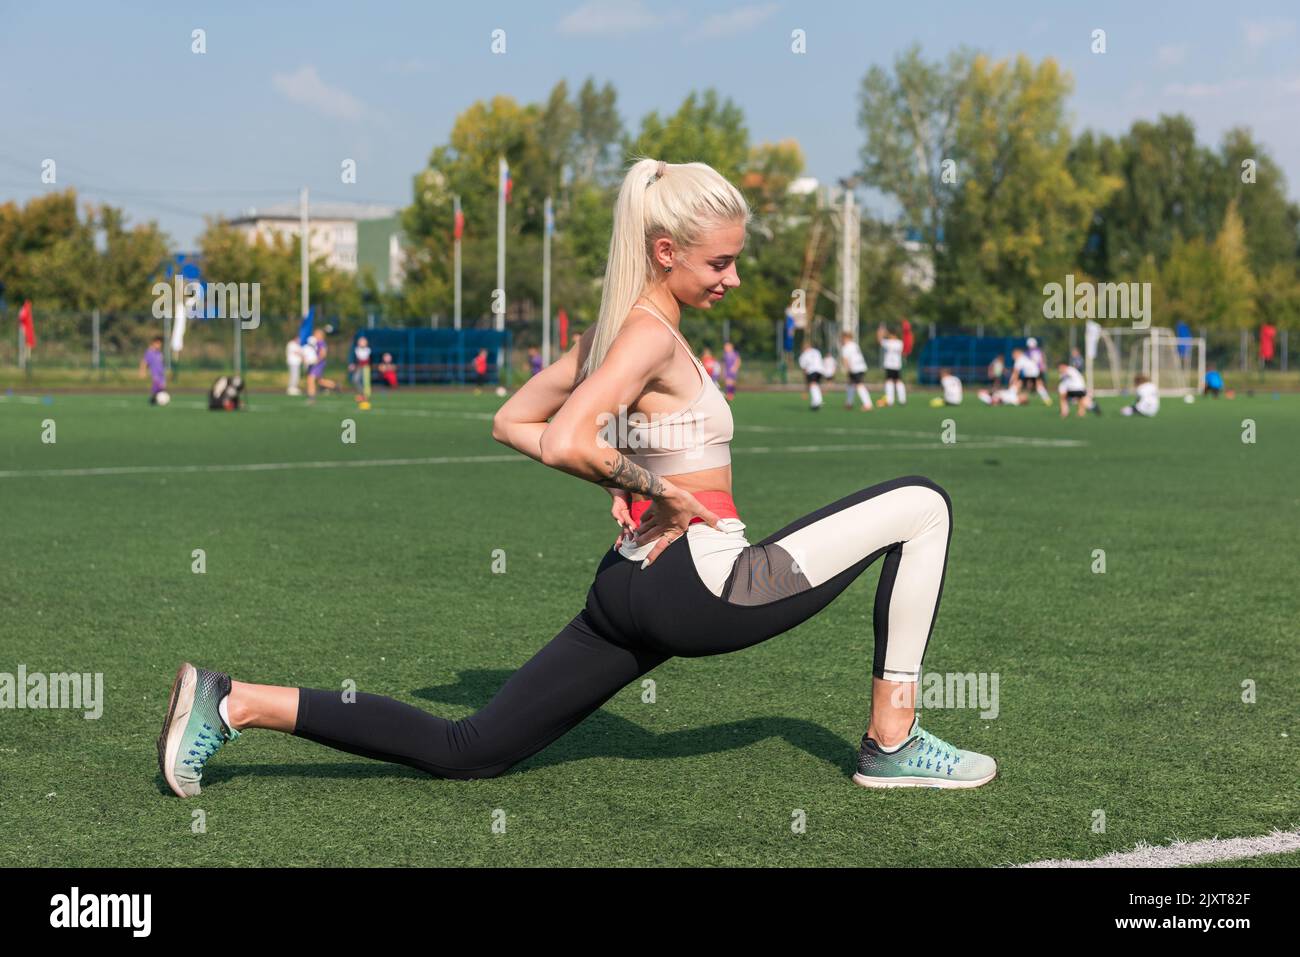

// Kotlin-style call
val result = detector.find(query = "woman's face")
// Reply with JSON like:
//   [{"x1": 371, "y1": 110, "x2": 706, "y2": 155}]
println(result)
[{"x1": 665, "y1": 221, "x2": 745, "y2": 309}]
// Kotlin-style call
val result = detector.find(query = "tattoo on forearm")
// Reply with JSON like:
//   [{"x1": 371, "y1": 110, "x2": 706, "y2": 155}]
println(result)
[{"x1": 598, "y1": 452, "x2": 666, "y2": 497}]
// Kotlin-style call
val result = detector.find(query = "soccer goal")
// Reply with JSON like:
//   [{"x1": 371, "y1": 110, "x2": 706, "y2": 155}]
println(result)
[{"x1": 1085, "y1": 324, "x2": 1206, "y2": 397}]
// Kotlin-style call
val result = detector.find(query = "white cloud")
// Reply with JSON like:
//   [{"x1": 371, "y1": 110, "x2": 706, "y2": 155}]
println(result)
[
  {"x1": 271, "y1": 65, "x2": 365, "y2": 121},
  {"x1": 1162, "y1": 78, "x2": 1250, "y2": 98},
  {"x1": 558, "y1": 0, "x2": 681, "y2": 35},
  {"x1": 1156, "y1": 44, "x2": 1188, "y2": 68},
  {"x1": 689, "y1": 3, "x2": 780, "y2": 42},
  {"x1": 1243, "y1": 18, "x2": 1295, "y2": 50}
]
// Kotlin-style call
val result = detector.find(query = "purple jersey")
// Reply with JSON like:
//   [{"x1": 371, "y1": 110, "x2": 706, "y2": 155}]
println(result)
[
  {"x1": 530, "y1": 354, "x2": 543, "y2": 375},
  {"x1": 723, "y1": 351, "x2": 740, "y2": 377},
  {"x1": 145, "y1": 348, "x2": 166, "y2": 384}
]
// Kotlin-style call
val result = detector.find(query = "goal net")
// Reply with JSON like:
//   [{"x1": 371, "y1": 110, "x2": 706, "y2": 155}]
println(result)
[{"x1": 1085, "y1": 323, "x2": 1206, "y2": 397}]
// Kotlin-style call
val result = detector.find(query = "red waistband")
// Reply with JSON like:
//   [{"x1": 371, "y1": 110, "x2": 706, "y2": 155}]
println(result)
[{"x1": 628, "y1": 489, "x2": 738, "y2": 527}]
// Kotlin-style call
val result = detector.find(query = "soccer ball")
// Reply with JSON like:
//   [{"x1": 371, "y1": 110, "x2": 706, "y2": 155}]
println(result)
[
  {"x1": 1183, "y1": 394, "x2": 1194, "y2": 404},
  {"x1": 495, "y1": 386, "x2": 507, "y2": 397},
  {"x1": 155, "y1": 390, "x2": 171, "y2": 406}
]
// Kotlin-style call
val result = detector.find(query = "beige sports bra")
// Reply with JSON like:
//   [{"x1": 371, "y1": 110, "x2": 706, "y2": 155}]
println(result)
[{"x1": 610, "y1": 302, "x2": 733, "y2": 475}]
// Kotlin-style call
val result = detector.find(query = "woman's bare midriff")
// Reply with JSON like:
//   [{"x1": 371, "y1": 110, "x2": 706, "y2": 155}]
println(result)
[{"x1": 628, "y1": 465, "x2": 732, "y2": 503}]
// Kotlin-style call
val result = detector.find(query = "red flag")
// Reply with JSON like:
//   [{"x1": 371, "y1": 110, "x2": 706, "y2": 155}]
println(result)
[
  {"x1": 1260, "y1": 323, "x2": 1277, "y2": 363},
  {"x1": 558, "y1": 309, "x2": 569, "y2": 350},
  {"x1": 901, "y1": 318, "x2": 914, "y2": 357},
  {"x1": 504, "y1": 170, "x2": 513, "y2": 203},
  {"x1": 453, "y1": 208, "x2": 464, "y2": 241},
  {"x1": 18, "y1": 300, "x2": 35, "y2": 348}
]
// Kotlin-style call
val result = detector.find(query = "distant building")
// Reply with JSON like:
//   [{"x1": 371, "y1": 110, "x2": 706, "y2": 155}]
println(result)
[
  {"x1": 356, "y1": 216, "x2": 407, "y2": 292},
  {"x1": 227, "y1": 201, "x2": 406, "y2": 289}
]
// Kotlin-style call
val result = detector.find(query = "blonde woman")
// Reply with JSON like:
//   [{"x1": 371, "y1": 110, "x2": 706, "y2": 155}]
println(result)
[{"x1": 158, "y1": 159, "x2": 996, "y2": 796}]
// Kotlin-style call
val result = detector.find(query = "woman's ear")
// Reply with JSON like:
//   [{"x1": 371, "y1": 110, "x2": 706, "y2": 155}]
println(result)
[{"x1": 651, "y1": 236, "x2": 674, "y2": 271}]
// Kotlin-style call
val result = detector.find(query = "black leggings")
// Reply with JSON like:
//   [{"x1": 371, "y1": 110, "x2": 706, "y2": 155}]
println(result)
[{"x1": 292, "y1": 475, "x2": 952, "y2": 779}]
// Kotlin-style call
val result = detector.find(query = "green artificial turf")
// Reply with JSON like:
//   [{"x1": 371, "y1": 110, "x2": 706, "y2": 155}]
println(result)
[{"x1": 0, "y1": 387, "x2": 1295, "y2": 867}]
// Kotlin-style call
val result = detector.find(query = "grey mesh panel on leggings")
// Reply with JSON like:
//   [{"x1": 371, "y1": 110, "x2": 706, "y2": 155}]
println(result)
[
  {"x1": 293, "y1": 474, "x2": 951, "y2": 779},
  {"x1": 588, "y1": 474, "x2": 953, "y2": 682},
  {"x1": 720, "y1": 542, "x2": 811, "y2": 605}
]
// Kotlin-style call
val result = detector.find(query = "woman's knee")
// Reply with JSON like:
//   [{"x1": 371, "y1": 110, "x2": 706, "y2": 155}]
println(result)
[{"x1": 879, "y1": 475, "x2": 951, "y2": 536}]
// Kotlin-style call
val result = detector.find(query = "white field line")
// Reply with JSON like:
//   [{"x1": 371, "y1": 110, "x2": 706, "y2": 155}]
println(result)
[
  {"x1": 0, "y1": 437, "x2": 1083, "y2": 480},
  {"x1": 3, "y1": 396, "x2": 1085, "y2": 443},
  {"x1": 1018, "y1": 827, "x2": 1300, "y2": 868}
]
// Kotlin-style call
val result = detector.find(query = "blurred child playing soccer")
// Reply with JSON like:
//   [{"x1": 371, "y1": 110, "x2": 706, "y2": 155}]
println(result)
[
  {"x1": 1204, "y1": 365, "x2": 1226, "y2": 398},
  {"x1": 350, "y1": 336, "x2": 372, "y2": 404},
  {"x1": 377, "y1": 352, "x2": 398, "y2": 389},
  {"x1": 305, "y1": 328, "x2": 338, "y2": 401},
  {"x1": 140, "y1": 336, "x2": 166, "y2": 404},
  {"x1": 930, "y1": 367, "x2": 962, "y2": 407},
  {"x1": 1057, "y1": 360, "x2": 1098, "y2": 418},
  {"x1": 1121, "y1": 374, "x2": 1160, "y2": 417},
  {"x1": 722, "y1": 341, "x2": 741, "y2": 402}
]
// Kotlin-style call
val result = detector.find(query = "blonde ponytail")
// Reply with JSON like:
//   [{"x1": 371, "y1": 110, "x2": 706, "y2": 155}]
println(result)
[{"x1": 579, "y1": 156, "x2": 751, "y2": 382}]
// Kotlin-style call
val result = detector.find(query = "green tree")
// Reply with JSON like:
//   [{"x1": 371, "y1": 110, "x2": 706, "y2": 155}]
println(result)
[
  {"x1": 1210, "y1": 199, "x2": 1257, "y2": 331},
  {"x1": 938, "y1": 54, "x2": 1120, "y2": 330},
  {"x1": 1218, "y1": 127, "x2": 1300, "y2": 270},
  {"x1": 857, "y1": 43, "x2": 976, "y2": 262}
]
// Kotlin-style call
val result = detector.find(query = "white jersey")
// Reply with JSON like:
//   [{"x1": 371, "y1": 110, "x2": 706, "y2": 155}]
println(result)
[
  {"x1": 881, "y1": 337, "x2": 904, "y2": 371},
  {"x1": 1013, "y1": 354, "x2": 1041, "y2": 378},
  {"x1": 1058, "y1": 366, "x2": 1085, "y2": 394},
  {"x1": 941, "y1": 374, "x2": 963, "y2": 404},
  {"x1": 1135, "y1": 381, "x2": 1160, "y2": 416},
  {"x1": 821, "y1": 354, "x2": 836, "y2": 377},
  {"x1": 840, "y1": 341, "x2": 867, "y2": 374},
  {"x1": 354, "y1": 345, "x2": 371, "y2": 364},
  {"x1": 798, "y1": 348, "x2": 824, "y2": 375},
  {"x1": 286, "y1": 341, "x2": 302, "y2": 365},
  {"x1": 997, "y1": 387, "x2": 1020, "y2": 405},
  {"x1": 300, "y1": 340, "x2": 318, "y2": 366}
]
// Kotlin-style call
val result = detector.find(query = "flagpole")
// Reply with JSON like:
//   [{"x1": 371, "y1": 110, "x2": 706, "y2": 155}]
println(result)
[
  {"x1": 234, "y1": 310, "x2": 243, "y2": 378},
  {"x1": 300, "y1": 186, "x2": 310, "y2": 324},
  {"x1": 453, "y1": 194, "x2": 462, "y2": 331},
  {"x1": 496, "y1": 156, "x2": 506, "y2": 333},
  {"x1": 543, "y1": 195, "x2": 552, "y2": 368}
]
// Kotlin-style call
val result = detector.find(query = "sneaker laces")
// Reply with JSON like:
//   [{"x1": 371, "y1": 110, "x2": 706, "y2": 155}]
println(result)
[
  {"x1": 913, "y1": 726, "x2": 961, "y2": 769},
  {"x1": 183, "y1": 722, "x2": 234, "y2": 771}
]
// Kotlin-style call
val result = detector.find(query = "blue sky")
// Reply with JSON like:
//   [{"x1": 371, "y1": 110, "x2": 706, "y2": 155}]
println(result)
[{"x1": 2, "y1": 0, "x2": 1297, "y2": 249}]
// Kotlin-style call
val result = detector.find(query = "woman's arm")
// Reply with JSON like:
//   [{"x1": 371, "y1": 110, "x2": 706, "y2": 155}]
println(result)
[
  {"x1": 537, "y1": 318, "x2": 678, "y2": 495},
  {"x1": 539, "y1": 318, "x2": 723, "y2": 560},
  {"x1": 491, "y1": 338, "x2": 587, "y2": 463}
]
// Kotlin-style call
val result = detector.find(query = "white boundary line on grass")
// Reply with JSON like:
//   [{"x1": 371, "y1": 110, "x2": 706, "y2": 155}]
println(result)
[
  {"x1": 1019, "y1": 827, "x2": 1300, "y2": 868},
  {"x1": 0, "y1": 437, "x2": 1085, "y2": 480},
  {"x1": 3, "y1": 396, "x2": 1089, "y2": 445}
]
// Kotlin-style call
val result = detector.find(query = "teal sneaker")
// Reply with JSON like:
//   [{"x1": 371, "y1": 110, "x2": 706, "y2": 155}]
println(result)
[
  {"x1": 853, "y1": 716, "x2": 996, "y2": 789},
  {"x1": 157, "y1": 662, "x2": 241, "y2": 797}
]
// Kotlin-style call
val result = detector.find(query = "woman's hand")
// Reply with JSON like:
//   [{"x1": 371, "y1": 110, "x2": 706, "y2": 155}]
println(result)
[
  {"x1": 607, "y1": 487, "x2": 636, "y2": 547},
  {"x1": 633, "y1": 485, "x2": 722, "y2": 567}
]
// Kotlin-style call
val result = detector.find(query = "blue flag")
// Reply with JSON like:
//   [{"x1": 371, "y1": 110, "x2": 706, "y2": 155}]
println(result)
[
  {"x1": 1176, "y1": 320, "x2": 1191, "y2": 358},
  {"x1": 298, "y1": 305, "x2": 316, "y2": 345}
]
